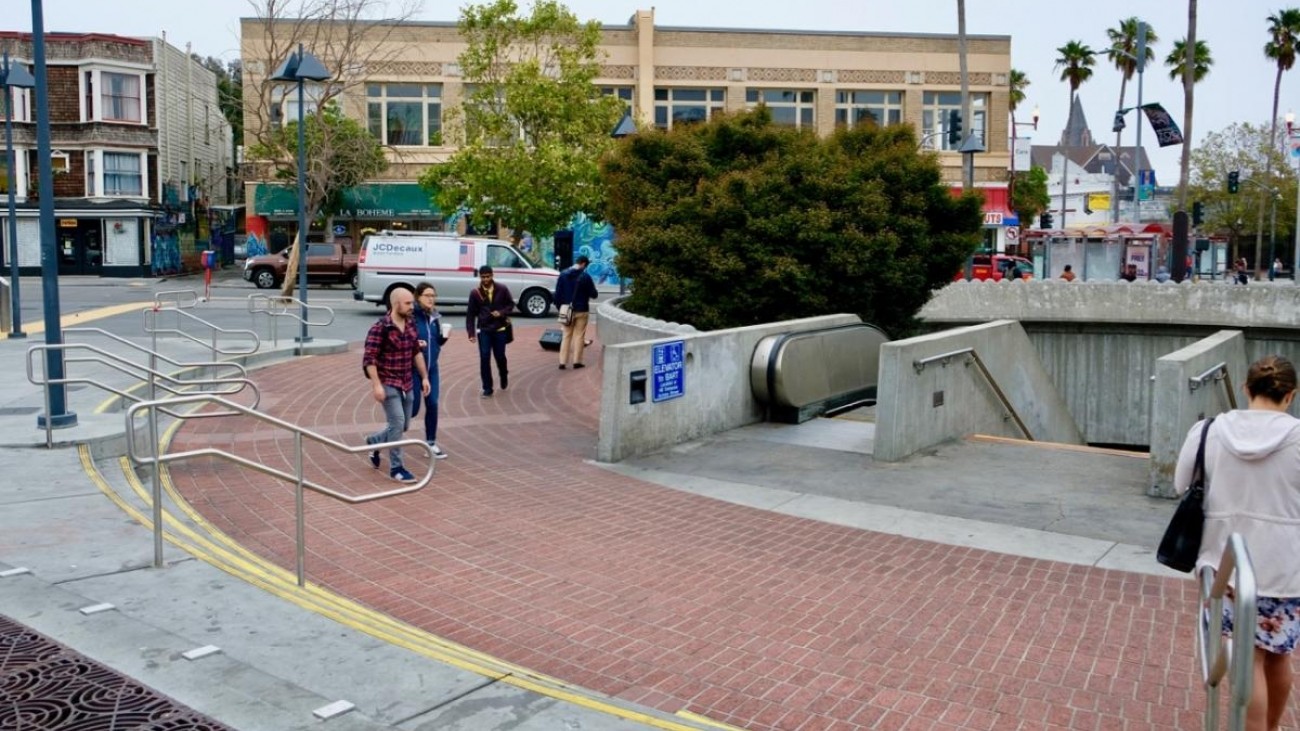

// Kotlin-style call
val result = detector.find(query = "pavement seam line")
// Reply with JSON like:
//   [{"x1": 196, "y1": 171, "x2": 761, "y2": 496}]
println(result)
[{"x1": 107, "y1": 442, "x2": 719, "y2": 731}]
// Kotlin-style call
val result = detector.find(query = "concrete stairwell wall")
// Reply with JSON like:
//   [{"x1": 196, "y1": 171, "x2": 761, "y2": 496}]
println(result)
[
  {"x1": 874, "y1": 320, "x2": 1084, "y2": 462},
  {"x1": 1148, "y1": 330, "x2": 1246, "y2": 497}
]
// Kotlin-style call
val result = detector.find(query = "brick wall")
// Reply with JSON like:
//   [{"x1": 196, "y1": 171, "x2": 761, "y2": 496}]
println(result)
[{"x1": 47, "y1": 67, "x2": 80, "y2": 124}]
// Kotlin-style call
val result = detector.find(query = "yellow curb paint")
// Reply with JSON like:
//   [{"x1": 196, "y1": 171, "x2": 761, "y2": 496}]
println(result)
[
  {"x1": 25, "y1": 302, "x2": 150, "y2": 335},
  {"x1": 674, "y1": 711, "x2": 747, "y2": 730},
  {"x1": 96, "y1": 434, "x2": 720, "y2": 731}
]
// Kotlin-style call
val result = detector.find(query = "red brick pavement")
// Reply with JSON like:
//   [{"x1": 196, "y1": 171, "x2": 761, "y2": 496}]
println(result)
[{"x1": 167, "y1": 329, "x2": 1297, "y2": 731}]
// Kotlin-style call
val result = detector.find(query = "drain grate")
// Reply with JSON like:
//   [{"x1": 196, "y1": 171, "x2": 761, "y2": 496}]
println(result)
[
  {"x1": 0, "y1": 615, "x2": 234, "y2": 730},
  {"x1": 0, "y1": 407, "x2": 40, "y2": 416}
]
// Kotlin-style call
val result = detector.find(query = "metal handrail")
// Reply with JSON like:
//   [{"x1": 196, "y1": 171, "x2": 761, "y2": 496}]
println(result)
[
  {"x1": 125, "y1": 394, "x2": 434, "y2": 587},
  {"x1": 26, "y1": 342, "x2": 261, "y2": 447},
  {"x1": 143, "y1": 305, "x2": 260, "y2": 358},
  {"x1": 64, "y1": 327, "x2": 248, "y2": 381},
  {"x1": 912, "y1": 347, "x2": 1032, "y2": 440},
  {"x1": 246, "y1": 294, "x2": 336, "y2": 345},
  {"x1": 153, "y1": 289, "x2": 199, "y2": 310},
  {"x1": 1188, "y1": 361, "x2": 1238, "y2": 410},
  {"x1": 1196, "y1": 533, "x2": 1257, "y2": 731}
]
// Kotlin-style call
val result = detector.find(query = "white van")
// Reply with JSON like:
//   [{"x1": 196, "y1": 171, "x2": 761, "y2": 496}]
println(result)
[{"x1": 354, "y1": 231, "x2": 560, "y2": 317}]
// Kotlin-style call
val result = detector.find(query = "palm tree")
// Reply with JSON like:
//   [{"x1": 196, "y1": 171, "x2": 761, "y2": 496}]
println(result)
[
  {"x1": 1261, "y1": 9, "x2": 1300, "y2": 276},
  {"x1": 1009, "y1": 68, "x2": 1030, "y2": 120},
  {"x1": 1054, "y1": 41, "x2": 1096, "y2": 228},
  {"x1": 1106, "y1": 18, "x2": 1156, "y2": 222},
  {"x1": 1164, "y1": 38, "x2": 1213, "y2": 81}
]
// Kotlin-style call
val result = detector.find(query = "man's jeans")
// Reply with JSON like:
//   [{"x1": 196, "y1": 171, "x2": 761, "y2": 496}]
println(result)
[
  {"x1": 477, "y1": 329, "x2": 509, "y2": 394},
  {"x1": 367, "y1": 385, "x2": 413, "y2": 469}
]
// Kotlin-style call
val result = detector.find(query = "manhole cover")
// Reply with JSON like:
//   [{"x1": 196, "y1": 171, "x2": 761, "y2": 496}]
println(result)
[{"x1": 0, "y1": 615, "x2": 234, "y2": 730}]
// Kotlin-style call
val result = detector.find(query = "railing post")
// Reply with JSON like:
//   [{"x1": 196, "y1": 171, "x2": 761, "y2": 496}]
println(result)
[
  {"x1": 149, "y1": 401, "x2": 164, "y2": 568},
  {"x1": 41, "y1": 350, "x2": 52, "y2": 449},
  {"x1": 295, "y1": 430, "x2": 306, "y2": 587}
]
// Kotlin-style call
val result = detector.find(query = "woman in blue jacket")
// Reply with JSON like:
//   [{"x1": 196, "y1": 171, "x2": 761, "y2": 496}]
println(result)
[{"x1": 411, "y1": 282, "x2": 449, "y2": 459}]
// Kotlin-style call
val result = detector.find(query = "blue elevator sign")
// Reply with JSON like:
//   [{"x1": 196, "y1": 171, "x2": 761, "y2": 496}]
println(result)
[{"x1": 651, "y1": 340, "x2": 685, "y2": 402}]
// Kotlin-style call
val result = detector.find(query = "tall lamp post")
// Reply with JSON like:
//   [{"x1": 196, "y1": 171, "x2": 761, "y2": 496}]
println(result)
[
  {"x1": 1008, "y1": 104, "x2": 1040, "y2": 240},
  {"x1": 1, "y1": 52, "x2": 35, "y2": 339},
  {"x1": 270, "y1": 44, "x2": 330, "y2": 345},
  {"x1": 1288, "y1": 111, "x2": 1300, "y2": 282}
]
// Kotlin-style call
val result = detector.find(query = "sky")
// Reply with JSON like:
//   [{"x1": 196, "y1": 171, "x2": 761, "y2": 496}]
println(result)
[{"x1": 10, "y1": 1, "x2": 1300, "y2": 185}]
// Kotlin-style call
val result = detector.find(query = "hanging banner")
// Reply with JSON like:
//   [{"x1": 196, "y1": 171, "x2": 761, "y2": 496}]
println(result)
[
  {"x1": 1086, "y1": 193, "x2": 1111, "y2": 211},
  {"x1": 1140, "y1": 103, "x2": 1184, "y2": 147}
]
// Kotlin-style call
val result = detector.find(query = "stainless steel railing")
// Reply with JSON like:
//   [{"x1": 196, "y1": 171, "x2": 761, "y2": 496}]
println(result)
[
  {"x1": 246, "y1": 294, "x2": 335, "y2": 345},
  {"x1": 1197, "y1": 533, "x2": 1257, "y2": 731},
  {"x1": 143, "y1": 305, "x2": 260, "y2": 359},
  {"x1": 65, "y1": 326, "x2": 248, "y2": 383},
  {"x1": 26, "y1": 342, "x2": 261, "y2": 448},
  {"x1": 1188, "y1": 362, "x2": 1239, "y2": 410},
  {"x1": 912, "y1": 347, "x2": 1032, "y2": 440},
  {"x1": 126, "y1": 394, "x2": 434, "y2": 587}
]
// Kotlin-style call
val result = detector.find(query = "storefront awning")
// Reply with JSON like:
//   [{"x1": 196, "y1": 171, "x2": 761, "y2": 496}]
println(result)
[{"x1": 253, "y1": 183, "x2": 440, "y2": 220}]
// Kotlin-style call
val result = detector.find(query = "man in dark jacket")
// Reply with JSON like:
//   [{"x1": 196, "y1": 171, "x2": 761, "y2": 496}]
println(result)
[
  {"x1": 466, "y1": 265, "x2": 515, "y2": 397},
  {"x1": 554, "y1": 255, "x2": 599, "y2": 369}
]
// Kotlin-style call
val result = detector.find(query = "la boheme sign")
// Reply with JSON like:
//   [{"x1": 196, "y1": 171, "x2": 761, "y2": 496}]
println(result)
[{"x1": 651, "y1": 340, "x2": 685, "y2": 403}]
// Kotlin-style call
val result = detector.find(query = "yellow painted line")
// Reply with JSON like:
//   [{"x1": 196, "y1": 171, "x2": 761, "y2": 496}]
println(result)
[
  {"x1": 24, "y1": 302, "x2": 151, "y2": 335},
  {"x1": 675, "y1": 711, "x2": 747, "y2": 730},
  {"x1": 101, "y1": 430, "x2": 718, "y2": 731}
]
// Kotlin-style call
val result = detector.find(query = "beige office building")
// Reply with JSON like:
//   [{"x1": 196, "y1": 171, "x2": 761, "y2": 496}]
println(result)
[{"x1": 240, "y1": 10, "x2": 1013, "y2": 245}]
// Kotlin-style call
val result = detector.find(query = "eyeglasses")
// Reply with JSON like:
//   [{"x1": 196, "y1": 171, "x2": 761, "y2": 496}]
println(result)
[{"x1": 419, "y1": 292, "x2": 436, "y2": 299}]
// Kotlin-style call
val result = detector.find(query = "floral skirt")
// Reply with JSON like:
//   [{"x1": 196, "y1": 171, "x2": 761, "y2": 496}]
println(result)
[{"x1": 1223, "y1": 595, "x2": 1300, "y2": 654}]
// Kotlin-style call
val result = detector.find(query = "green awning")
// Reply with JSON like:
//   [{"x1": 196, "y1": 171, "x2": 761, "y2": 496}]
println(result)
[{"x1": 254, "y1": 183, "x2": 440, "y2": 220}]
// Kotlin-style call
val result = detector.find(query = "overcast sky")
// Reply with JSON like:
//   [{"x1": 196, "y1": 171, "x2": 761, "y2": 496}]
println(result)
[{"x1": 10, "y1": 1, "x2": 1299, "y2": 184}]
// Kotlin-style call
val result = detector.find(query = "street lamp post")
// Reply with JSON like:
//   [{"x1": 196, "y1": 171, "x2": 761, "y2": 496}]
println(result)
[
  {"x1": 1009, "y1": 105, "x2": 1039, "y2": 238},
  {"x1": 1288, "y1": 111, "x2": 1300, "y2": 282},
  {"x1": 270, "y1": 44, "x2": 330, "y2": 345},
  {"x1": 1, "y1": 51, "x2": 35, "y2": 339}
]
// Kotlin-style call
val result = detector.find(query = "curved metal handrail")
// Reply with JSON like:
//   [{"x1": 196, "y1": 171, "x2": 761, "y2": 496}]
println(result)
[
  {"x1": 26, "y1": 342, "x2": 261, "y2": 447},
  {"x1": 64, "y1": 326, "x2": 248, "y2": 381},
  {"x1": 153, "y1": 289, "x2": 199, "y2": 310},
  {"x1": 125, "y1": 393, "x2": 434, "y2": 586},
  {"x1": 1196, "y1": 533, "x2": 1257, "y2": 731},
  {"x1": 247, "y1": 294, "x2": 335, "y2": 345},
  {"x1": 1188, "y1": 361, "x2": 1238, "y2": 410},
  {"x1": 912, "y1": 347, "x2": 1032, "y2": 440},
  {"x1": 143, "y1": 305, "x2": 260, "y2": 357}
]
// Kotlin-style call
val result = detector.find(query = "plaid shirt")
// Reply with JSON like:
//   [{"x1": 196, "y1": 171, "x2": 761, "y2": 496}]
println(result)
[{"x1": 362, "y1": 313, "x2": 419, "y2": 391}]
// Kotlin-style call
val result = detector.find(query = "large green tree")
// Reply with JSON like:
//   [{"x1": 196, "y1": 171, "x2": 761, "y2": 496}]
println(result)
[
  {"x1": 601, "y1": 108, "x2": 983, "y2": 336},
  {"x1": 1054, "y1": 40, "x2": 1096, "y2": 229},
  {"x1": 422, "y1": 0, "x2": 625, "y2": 245},
  {"x1": 1011, "y1": 166, "x2": 1051, "y2": 228}
]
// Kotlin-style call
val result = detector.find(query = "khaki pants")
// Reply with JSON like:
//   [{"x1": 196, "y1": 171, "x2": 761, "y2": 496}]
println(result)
[{"x1": 559, "y1": 311, "x2": 589, "y2": 366}]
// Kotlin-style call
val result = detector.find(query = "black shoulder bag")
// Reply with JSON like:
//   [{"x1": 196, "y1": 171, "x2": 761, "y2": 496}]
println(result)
[{"x1": 1156, "y1": 417, "x2": 1215, "y2": 573}]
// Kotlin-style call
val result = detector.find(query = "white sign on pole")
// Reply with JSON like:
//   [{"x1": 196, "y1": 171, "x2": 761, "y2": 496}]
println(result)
[{"x1": 1012, "y1": 138, "x2": 1032, "y2": 171}]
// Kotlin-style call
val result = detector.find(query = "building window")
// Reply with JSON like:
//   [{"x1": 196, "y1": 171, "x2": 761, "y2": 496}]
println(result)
[
  {"x1": 101, "y1": 72, "x2": 142, "y2": 123},
  {"x1": 84, "y1": 151, "x2": 95, "y2": 194},
  {"x1": 367, "y1": 83, "x2": 443, "y2": 146},
  {"x1": 835, "y1": 90, "x2": 903, "y2": 128},
  {"x1": 653, "y1": 88, "x2": 725, "y2": 130},
  {"x1": 103, "y1": 152, "x2": 143, "y2": 196},
  {"x1": 745, "y1": 89, "x2": 815, "y2": 128},
  {"x1": 922, "y1": 91, "x2": 987, "y2": 151},
  {"x1": 601, "y1": 86, "x2": 633, "y2": 109},
  {"x1": 3, "y1": 83, "x2": 31, "y2": 123}
]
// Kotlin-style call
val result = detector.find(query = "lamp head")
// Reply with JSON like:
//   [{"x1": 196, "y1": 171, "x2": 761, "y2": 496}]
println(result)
[
  {"x1": 270, "y1": 48, "x2": 331, "y2": 83},
  {"x1": 1031, "y1": 105, "x2": 1040, "y2": 130},
  {"x1": 0, "y1": 58, "x2": 36, "y2": 89}
]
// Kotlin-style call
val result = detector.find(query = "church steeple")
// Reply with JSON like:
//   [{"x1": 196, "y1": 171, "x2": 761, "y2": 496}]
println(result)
[{"x1": 1059, "y1": 95, "x2": 1094, "y2": 148}]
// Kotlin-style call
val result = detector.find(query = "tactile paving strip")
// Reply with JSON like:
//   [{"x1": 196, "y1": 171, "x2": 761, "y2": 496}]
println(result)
[{"x1": 0, "y1": 615, "x2": 233, "y2": 731}]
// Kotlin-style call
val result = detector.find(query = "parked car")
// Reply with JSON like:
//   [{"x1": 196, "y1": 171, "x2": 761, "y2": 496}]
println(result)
[
  {"x1": 243, "y1": 241, "x2": 359, "y2": 289},
  {"x1": 353, "y1": 231, "x2": 560, "y2": 317},
  {"x1": 956, "y1": 254, "x2": 1034, "y2": 282}
]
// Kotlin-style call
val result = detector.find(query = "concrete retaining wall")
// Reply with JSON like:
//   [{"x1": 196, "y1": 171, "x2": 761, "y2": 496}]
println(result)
[
  {"x1": 1148, "y1": 331, "x2": 1246, "y2": 498},
  {"x1": 874, "y1": 320, "x2": 1083, "y2": 462},
  {"x1": 597, "y1": 313, "x2": 861, "y2": 462},
  {"x1": 595, "y1": 296, "x2": 697, "y2": 348}
]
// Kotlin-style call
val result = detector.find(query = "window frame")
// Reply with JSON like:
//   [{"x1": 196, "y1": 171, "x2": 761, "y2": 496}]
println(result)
[
  {"x1": 834, "y1": 90, "x2": 904, "y2": 129},
  {"x1": 653, "y1": 87, "x2": 726, "y2": 130},
  {"x1": 86, "y1": 149, "x2": 148, "y2": 198},
  {"x1": 80, "y1": 66, "x2": 149, "y2": 125},
  {"x1": 365, "y1": 83, "x2": 443, "y2": 147},
  {"x1": 745, "y1": 88, "x2": 816, "y2": 129},
  {"x1": 921, "y1": 91, "x2": 987, "y2": 152}
]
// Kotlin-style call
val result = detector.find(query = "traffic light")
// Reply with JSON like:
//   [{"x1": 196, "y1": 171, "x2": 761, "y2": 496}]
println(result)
[
  {"x1": 947, "y1": 110, "x2": 962, "y2": 146},
  {"x1": 1227, "y1": 170, "x2": 1240, "y2": 194},
  {"x1": 1192, "y1": 201, "x2": 1205, "y2": 226},
  {"x1": 1040, "y1": 211, "x2": 1054, "y2": 229}
]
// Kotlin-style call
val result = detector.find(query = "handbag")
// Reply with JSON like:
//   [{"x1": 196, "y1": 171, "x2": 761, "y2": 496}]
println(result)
[
  {"x1": 502, "y1": 318, "x2": 514, "y2": 344},
  {"x1": 1156, "y1": 417, "x2": 1215, "y2": 573},
  {"x1": 558, "y1": 303, "x2": 572, "y2": 325}
]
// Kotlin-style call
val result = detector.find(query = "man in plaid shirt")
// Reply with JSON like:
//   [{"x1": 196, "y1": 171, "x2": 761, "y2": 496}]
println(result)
[{"x1": 362, "y1": 287, "x2": 430, "y2": 482}]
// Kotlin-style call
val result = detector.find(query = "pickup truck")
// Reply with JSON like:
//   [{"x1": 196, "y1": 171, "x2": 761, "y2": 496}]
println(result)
[{"x1": 243, "y1": 241, "x2": 359, "y2": 289}]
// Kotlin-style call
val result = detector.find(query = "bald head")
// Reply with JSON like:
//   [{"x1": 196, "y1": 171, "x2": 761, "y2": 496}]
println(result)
[{"x1": 389, "y1": 287, "x2": 415, "y2": 319}]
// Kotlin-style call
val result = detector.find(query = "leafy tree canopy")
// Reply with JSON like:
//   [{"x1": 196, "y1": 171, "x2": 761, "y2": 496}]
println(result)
[
  {"x1": 1010, "y1": 166, "x2": 1051, "y2": 228},
  {"x1": 422, "y1": 0, "x2": 625, "y2": 242},
  {"x1": 601, "y1": 109, "x2": 984, "y2": 336},
  {"x1": 1187, "y1": 121, "x2": 1296, "y2": 253}
]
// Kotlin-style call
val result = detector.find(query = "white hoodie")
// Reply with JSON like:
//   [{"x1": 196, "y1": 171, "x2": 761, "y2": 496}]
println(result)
[{"x1": 1174, "y1": 410, "x2": 1300, "y2": 596}]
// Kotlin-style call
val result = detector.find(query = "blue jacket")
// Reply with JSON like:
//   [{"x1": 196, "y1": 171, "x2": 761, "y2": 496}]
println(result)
[
  {"x1": 554, "y1": 267, "x2": 598, "y2": 313},
  {"x1": 412, "y1": 307, "x2": 447, "y2": 379}
]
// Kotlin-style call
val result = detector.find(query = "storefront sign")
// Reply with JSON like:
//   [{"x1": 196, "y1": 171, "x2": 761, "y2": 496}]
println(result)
[
  {"x1": 58, "y1": 219, "x2": 78, "y2": 228},
  {"x1": 983, "y1": 212, "x2": 1003, "y2": 226}
]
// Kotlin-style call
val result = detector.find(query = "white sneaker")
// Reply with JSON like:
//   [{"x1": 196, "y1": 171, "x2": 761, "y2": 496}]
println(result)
[{"x1": 429, "y1": 443, "x2": 448, "y2": 460}]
